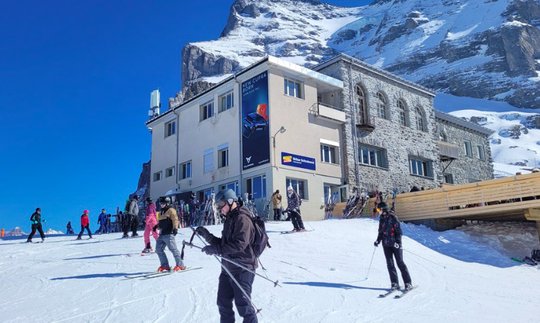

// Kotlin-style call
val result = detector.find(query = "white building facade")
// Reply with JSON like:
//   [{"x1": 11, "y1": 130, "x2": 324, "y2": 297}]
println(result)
[{"x1": 147, "y1": 56, "x2": 346, "y2": 221}]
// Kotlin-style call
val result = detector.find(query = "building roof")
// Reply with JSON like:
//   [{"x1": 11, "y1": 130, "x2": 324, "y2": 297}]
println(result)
[
  {"x1": 435, "y1": 111, "x2": 493, "y2": 136},
  {"x1": 313, "y1": 53, "x2": 436, "y2": 97}
]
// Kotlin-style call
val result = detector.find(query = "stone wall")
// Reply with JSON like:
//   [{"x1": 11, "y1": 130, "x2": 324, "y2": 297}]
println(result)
[{"x1": 437, "y1": 120, "x2": 494, "y2": 183}]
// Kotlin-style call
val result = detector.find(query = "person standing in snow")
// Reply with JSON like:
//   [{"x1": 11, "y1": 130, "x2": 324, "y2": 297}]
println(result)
[
  {"x1": 142, "y1": 197, "x2": 159, "y2": 253},
  {"x1": 285, "y1": 186, "x2": 305, "y2": 232},
  {"x1": 26, "y1": 207, "x2": 45, "y2": 243},
  {"x1": 77, "y1": 210, "x2": 93, "y2": 240},
  {"x1": 195, "y1": 189, "x2": 258, "y2": 323},
  {"x1": 97, "y1": 209, "x2": 108, "y2": 234},
  {"x1": 271, "y1": 189, "x2": 282, "y2": 221},
  {"x1": 154, "y1": 196, "x2": 185, "y2": 272},
  {"x1": 374, "y1": 202, "x2": 412, "y2": 291},
  {"x1": 129, "y1": 195, "x2": 140, "y2": 237},
  {"x1": 66, "y1": 221, "x2": 74, "y2": 235}
]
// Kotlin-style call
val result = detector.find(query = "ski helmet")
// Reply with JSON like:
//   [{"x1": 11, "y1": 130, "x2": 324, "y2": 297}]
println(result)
[
  {"x1": 159, "y1": 196, "x2": 171, "y2": 205},
  {"x1": 215, "y1": 189, "x2": 237, "y2": 204}
]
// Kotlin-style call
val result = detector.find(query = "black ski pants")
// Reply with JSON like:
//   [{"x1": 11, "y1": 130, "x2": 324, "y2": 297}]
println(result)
[
  {"x1": 77, "y1": 225, "x2": 92, "y2": 239},
  {"x1": 289, "y1": 210, "x2": 305, "y2": 230},
  {"x1": 383, "y1": 246, "x2": 412, "y2": 287},
  {"x1": 27, "y1": 223, "x2": 45, "y2": 242},
  {"x1": 217, "y1": 270, "x2": 257, "y2": 323},
  {"x1": 130, "y1": 215, "x2": 139, "y2": 236},
  {"x1": 273, "y1": 208, "x2": 282, "y2": 221}
]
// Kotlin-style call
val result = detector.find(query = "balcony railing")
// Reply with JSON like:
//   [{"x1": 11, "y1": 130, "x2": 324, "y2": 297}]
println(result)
[
  {"x1": 312, "y1": 102, "x2": 346, "y2": 123},
  {"x1": 437, "y1": 141, "x2": 460, "y2": 160}
]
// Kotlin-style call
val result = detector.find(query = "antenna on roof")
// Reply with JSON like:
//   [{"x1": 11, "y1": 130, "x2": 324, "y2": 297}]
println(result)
[{"x1": 149, "y1": 89, "x2": 161, "y2": 118}]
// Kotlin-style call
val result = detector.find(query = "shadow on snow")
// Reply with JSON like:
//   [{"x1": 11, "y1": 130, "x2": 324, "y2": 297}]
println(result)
[
  {"x1": 284, "y1": 281, "x2": 387, "y2": 291},
  {"x1": 51, "y1": 272, "x2": 148, "y2": 280}
]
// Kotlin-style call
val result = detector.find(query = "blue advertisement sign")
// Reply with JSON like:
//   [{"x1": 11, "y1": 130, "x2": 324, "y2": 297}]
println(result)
[
  {"x1": 241, "y1": 72, "x2": 270, "y2": 170},
  {"x1": 281, "y1": 152, "x2": 316, "y2": 170}
]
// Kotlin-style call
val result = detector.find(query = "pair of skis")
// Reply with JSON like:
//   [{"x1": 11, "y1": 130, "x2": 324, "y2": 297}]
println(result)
[
  {"x1": 378, "y1": 286, "x2": 416, "y2": 299},
  {"x1": 124, "y1": 266, "x2": 203, "y2": 280},
  {"x1": 280, "y1": 229, "x2": 314, "y2": 234}
]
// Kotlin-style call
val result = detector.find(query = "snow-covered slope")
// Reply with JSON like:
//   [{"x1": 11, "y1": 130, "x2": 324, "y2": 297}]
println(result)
[{"x1": 1, "y1": 219, "x2": 539, "y2": 322}]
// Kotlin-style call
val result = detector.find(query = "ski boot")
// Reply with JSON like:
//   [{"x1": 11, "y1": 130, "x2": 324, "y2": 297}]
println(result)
[
  {"x1": 157, "y1": 266, "x2": 171, "y2": 273},
  {"x1": 391, "y1": 283, "x2": 400, "y2": 290},
  {"x1": 404, "y1": 283, "x2": 413, "y2": 291},
  {"x1": 173, "y1": 265, "x2": 187, "y2": 272},
  {"x1": 142, "y1": 243, "x2": 153, "y2": 253}
]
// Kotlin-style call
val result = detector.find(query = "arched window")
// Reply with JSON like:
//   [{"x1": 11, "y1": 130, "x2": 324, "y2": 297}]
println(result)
[
  {"x1": 356, "y1": 85, "x2": 368, "y2": 123},
  {"x1": 376, "y1": 91, "x2": 388, "y2": 119},
  {"x1": 415, "y1": 106, "x2": 426, "y2": 132},
  {"x1": 397, "y1": 99, "x2": 408, "y2": 126}
]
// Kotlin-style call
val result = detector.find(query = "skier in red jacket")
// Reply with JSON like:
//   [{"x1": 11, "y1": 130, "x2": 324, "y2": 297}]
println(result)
[{"x1": 76, "y1": 210, "x2": 93, "y2": 240}]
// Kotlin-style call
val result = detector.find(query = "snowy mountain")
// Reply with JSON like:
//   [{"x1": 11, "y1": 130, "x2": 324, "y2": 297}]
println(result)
[
  {"x1": 1, "y1": 219, "x2": 538, "y2": 322},
  {"x1": 178, "y1": 0, "x2": 540, "y2": 109}
]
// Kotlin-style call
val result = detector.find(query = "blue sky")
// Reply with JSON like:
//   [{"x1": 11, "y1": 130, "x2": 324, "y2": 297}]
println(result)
[{"x1": 0, "y1": 0, "x2": 372, "y2": 233}]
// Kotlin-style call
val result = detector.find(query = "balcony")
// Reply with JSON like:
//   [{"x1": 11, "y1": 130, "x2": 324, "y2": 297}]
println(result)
[
  {"x1": 356, "y1": 115, "x2": 375, "y2": 132},
  {"x1": 437, "y1": 141, "x2": 460, "y2": 161},
  {"x1": 312, "y1": 102, "x2": 346, "y2": 123}
]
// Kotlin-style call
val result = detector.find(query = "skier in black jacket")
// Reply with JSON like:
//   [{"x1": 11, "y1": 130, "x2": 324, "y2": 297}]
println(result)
[
  {"x1": 26, "y1": 208, "x2": 45, "y2": 243},
  {"x1": 374, "y1": 202, "x2": 412, "y2": 291},
  {"x1": 196, "y1": 189, "x2": 257, "y2": 323}
]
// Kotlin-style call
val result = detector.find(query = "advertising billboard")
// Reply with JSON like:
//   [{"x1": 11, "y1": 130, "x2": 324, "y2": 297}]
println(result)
[{"x1": 241, "y1": 71, "x2": 270, "y2": 170}]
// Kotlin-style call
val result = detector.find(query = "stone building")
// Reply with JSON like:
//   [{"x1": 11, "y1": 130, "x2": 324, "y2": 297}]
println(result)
[{"x1": 315, "y1": 54, "x2": 493, "y2": 194}]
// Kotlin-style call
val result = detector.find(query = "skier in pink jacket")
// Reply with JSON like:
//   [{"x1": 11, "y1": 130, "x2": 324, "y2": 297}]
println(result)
[{"x1": 142, "y1": 197, "x2": 159, "y2": 253}]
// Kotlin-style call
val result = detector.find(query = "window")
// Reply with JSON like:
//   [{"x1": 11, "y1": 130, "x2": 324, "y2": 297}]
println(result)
[
  {"x1": 218, "y1": 91, "x2": 234, "y2": 112},
  {"x1": 286, "y1": 178, "x2": 307, "y2": 200},
  {"x1": 464, "y1": 141, "x2": 473, "y2": 157},
  {"x1": 246, "y1": 175, "x2": 267, "y2": 199},
  {"x1": 219, "y1": 181, "x2": 239, "y2": 195},
  {"x1": 180, "y1": 161, "x2": 191, "y2": 179},
  {"x1": 203, "y1": 149, "x2": 214, "y2": 174},
  {"x1": 477, "y1": 145, "x2": 485, "y2": 160},
  {"x1": 356, "y1": 85, "x2": 368, "y2": 124},
  {"x1": 165, "y1": 166, "x2": 175, "y2": 178},
  {"x1": 218, "y1": 148, "x2": 229, "y2": 168},
  {"x1": 200, "y1": 101, "x2": 214, "y2": 121},
  {"x1": 444, "y1": 173, "x2": 454, "y2": 184},
  {"x1": 409, "y1": 157, "x2": 433, "y2": 178},
  {"x1": 284, "y1": 78, "x2": 302, "y2": 98},
  {"x1": 153, "y1": 171, "x2": 162, "y2": 182},
  {"x1": 165, "y1": 120, "x2": 176, "y2": 137},
  {"x1": 376, "y1": 92, "x2": 387, "y2": 119},
  {"x1": 198, "y1": 188, "x2": 214, "y2": 202},
  {"x1": 398, "y1": 99, "x2": 407, "y2": 126},
  {"x1": 415, "y1": 106, "x2": 426, "y2": 132},
  {"x1": 359, "y1": 144, "x2": 387, "y2": 168},
  {"x1": 320, "y1": 144, "x2": 339, "y2": 164}
]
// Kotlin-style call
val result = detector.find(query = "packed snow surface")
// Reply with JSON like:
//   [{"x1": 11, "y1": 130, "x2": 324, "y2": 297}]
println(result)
[{"x1": 1, "y1": 219, "x2": 539, "y2": 322}]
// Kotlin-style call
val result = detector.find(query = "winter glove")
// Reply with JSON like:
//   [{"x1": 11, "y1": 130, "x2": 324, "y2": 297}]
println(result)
[
  {"x1": 201, "y1": 244, "x2": 219, "y2": 255},
  {"x1": 394, "y1": 242, "x2": 401, "y2": 249},
  {"x1": 172, "y1": 228, "x2": 178, "y2": 236},
  {"x1": 374, "y1": 241, "x2": 379, "y2": 247},
  {"x1": 152, "y1": 225, "x2": 158, "y2": 232},
  {"x1": 195, "y1": 226, "x2": 211, "y2": 242}
]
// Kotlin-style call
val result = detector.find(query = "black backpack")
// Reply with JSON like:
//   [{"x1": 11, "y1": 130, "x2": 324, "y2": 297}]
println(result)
[{"x1": 249, "y1": 214, "x2": 270, "y2": 258}]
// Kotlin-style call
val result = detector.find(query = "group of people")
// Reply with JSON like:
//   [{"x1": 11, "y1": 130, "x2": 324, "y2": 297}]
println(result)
[{"x1": 24, "y1": 185, "x2": 412, "y2": 323}]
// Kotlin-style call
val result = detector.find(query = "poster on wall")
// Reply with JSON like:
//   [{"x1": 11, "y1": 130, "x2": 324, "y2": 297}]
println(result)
[
  {"x1": 281, "y1": 152, "x2": 316, "y2": 170},
  {"x1": 241, "y1": 71, "x2": 270, "y2": 170}
]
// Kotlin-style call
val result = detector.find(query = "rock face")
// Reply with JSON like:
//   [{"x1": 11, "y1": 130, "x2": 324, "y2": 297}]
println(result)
[{"x1": 176, "y1": 0, "x2": 540, "y2": 109}]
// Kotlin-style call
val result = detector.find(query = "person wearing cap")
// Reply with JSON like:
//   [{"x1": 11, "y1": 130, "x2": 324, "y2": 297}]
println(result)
[
  {"x1": 142, "y1": 197, "x2": 159, "y2": 253},
  {"x1": 26, "y1": 208, "x2": 45, "y2": 243},
  {"x1": 195, "y1": 189, "x2": 258, "y2": 323},
  {"x1": 154, "y1": 196, "x2": 185, "y2": 272},
  {"x1": 285, "y1": 186, "x2": 305, "y2": 232},
  {"x1": 373, "y1": 202, "x2": 412, "y2": 291},
  {"x1": 77, "y1": 210, "x2": 93, "y2": 240}
]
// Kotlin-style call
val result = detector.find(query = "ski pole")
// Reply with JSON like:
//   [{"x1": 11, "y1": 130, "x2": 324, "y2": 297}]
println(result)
[
  {"x1": 182, "y1": 240, "x2": 281, "y2": 287},
  {"x1": 363, "y1": 245, "x2": 377, "y2": 280},
  {"x1": 189, "y1": 231, "x2": 263, "y2": 315},
  {"x1": 404, "y1": 249, "x2": 447, "y2": 269}
]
